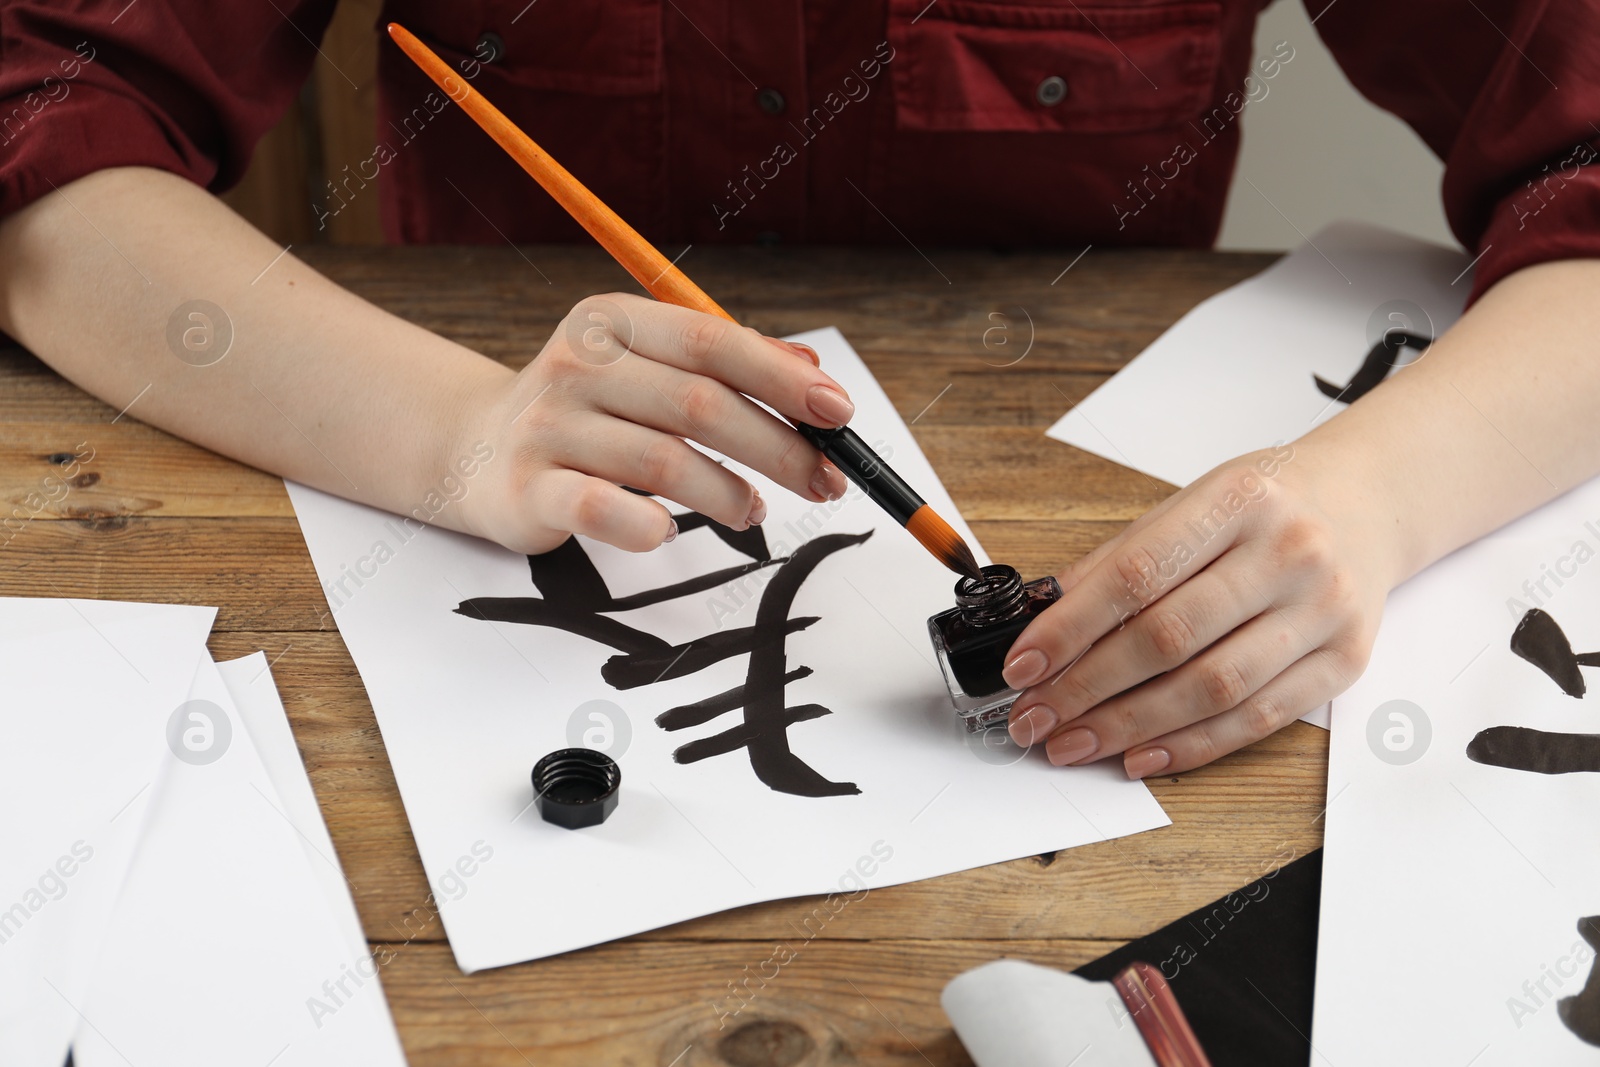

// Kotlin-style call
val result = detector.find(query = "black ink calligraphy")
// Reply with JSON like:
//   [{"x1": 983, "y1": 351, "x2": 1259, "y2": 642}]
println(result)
[
  {"x1": 1561, "y1": 917, "x2": 1600, "y2": 1047},
  {"x1": 1466, "y1": 726, "x2": 1600, "y2": 775},
  {"x1": 1459, "y1": 612, "x2": 1600, "y2": 1049},
  {"x1": 455, "y1": 512, "x2": 873, "y2": 797},
  {"x1": 1466, "y1": 610, "x2": 1600, "y2": 775},
  {"x1": 1510, "y1": 608, "x2": 1600, "y2": 698},
  {"x1": 1312, "y1": 330, "x2": 1431, "y2": 405}
]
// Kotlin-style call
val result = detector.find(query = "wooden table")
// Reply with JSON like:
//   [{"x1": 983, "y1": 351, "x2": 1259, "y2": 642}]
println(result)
[{"x1": 0, "y1": 245, "x2": 1328, "y2": 1066}]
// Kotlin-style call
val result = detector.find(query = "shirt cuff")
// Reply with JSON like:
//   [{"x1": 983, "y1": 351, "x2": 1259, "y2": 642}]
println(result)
[
  {"x1": 0, "y1": 87, "x2": 217, "y2": 220},
  {"x1": 1467, "y1": 147, "x2": 1600, "y2": 304}
]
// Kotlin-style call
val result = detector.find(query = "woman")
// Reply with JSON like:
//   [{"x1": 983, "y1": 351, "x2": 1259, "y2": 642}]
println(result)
[{"x1": 2, "y1": 0, "x2": 1596, "y2": 779}]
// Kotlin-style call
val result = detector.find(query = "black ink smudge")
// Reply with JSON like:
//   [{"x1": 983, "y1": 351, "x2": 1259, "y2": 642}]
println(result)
[{"x1": 1465, "y1": 726, "x2": 1600, "y2": 774}]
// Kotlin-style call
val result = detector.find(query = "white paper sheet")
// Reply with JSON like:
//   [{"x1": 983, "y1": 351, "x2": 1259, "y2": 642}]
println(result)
[
  {"x1": 285, "y1": 326, "x2": 1170, "y2": 971},
  {"x1": 0, "y1": 598, "x2": 215, "y2": 1067},
  {"x1": 223, "y1": 652, "x2": 373, "y2": 962},
  {"x1": 1314, "y1": 475, "x2": 1600, "y2": 1064},
  {"x1": 73, "y1": 653, "x2": 407, "y2": 1066},
  {"x1": 1046, "y1": 221, "x2": 1470, "y2": 488}
]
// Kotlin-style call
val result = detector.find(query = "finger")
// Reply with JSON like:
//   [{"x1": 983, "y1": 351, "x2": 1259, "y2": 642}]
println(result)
[
  {"x1": 1054, "y1": 486, "x2": 1186, "y2": 593},
  {"x1": 555, "y1": 412, "x2": 762, "y2": 530},
  {"x1": 1024, "y1": 602, "x2": 1322, "y2": 762},
  {"x1": 1000, "y1": 488, "x2": 1249, "y2": 692},
  {"x1": 742, "y1": 326, "x2": 821, "y2": 367},
  {"x1": 786, "y1": 340, "x2": 821, "y2": 366},
  {"x1": 583, "y1": 293, "x2": 856, "y2": 428},
  {"x1": 524, "y1": 468, "x2": 676, "y2": 553},
  {"x1": 1121, "y1": 645, "x2": 1352, "y2": 778},
  {"x1": 593, "y1": 356, "x2": 847, "y2": 503},
  {"x1": 1010, "y1": 555, "x2": 1279, "y2": 737}
]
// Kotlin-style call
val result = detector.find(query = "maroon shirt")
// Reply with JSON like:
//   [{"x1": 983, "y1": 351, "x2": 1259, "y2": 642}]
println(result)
[{"x1": 1, "y1": 0, "x2": 1597, "y2": 303}]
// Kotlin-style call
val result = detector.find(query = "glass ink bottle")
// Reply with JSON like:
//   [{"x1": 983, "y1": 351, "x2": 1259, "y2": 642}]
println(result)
[{"x1": 927, "y1": 564, "x2": 1062, "y2": 732}]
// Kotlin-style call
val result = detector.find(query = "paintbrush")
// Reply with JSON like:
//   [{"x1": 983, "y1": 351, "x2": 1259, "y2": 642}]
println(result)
[{"x1": 386, "y1": 22, "x2": 980, "y2": 581}]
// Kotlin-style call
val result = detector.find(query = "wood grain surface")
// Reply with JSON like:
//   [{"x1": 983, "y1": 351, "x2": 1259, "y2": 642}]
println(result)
[{"x1": 0, "y1": 244, "x2": 1327, "y2": 1066}]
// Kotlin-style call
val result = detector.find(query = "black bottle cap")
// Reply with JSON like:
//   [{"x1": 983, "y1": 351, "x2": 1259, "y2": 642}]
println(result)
[{"x1": 531, "y1": 748, "x2": 621, "y2": 830}]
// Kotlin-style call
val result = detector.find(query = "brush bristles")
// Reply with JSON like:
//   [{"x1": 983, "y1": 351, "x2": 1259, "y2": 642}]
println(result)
[{"x1": 906, "y1": 505, "x2": 982, "y2": 579}]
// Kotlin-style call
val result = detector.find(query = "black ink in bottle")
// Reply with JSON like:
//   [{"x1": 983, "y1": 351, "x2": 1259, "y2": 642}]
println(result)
[{"x1": 928, "y1": 564, "x2": 1062, "y2": 731}]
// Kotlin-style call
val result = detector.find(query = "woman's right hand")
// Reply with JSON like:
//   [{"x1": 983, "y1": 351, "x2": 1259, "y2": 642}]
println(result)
[{"x1": 455, "y1": 292, "x2": 855, "y2": 555}]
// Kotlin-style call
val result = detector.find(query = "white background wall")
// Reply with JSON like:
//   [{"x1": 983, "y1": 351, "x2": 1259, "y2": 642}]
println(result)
[{"x1": 1216, "y1": 0, "x2": 1457, "y2": 251}]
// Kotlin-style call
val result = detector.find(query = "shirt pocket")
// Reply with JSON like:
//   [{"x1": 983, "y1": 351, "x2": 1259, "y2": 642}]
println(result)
[
  {"x1": 886, "y1": 0, "x2": 1222, "y2": 133},
  {"x1": 385, "y1": 0, "x2": 662, "y2": 97}
]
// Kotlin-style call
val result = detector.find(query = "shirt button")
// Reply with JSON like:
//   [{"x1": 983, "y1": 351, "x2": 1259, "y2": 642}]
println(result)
[
  {"x1": 756, "y1": 88, "x2": 786, "y2": 115},
  {"x1": 1035, "y1": 75, "x2": 1067, "y2": 106},
  {"x1": 476, "y1": 31, "x2": 506, "y2": 64}
]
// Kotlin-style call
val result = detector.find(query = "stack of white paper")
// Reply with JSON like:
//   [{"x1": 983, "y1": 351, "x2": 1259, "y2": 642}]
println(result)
[{"x1": 0, "y1": 597, "x2": 406, "y2": 1065}]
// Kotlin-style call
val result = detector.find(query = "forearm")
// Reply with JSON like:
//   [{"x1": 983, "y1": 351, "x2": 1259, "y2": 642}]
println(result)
[
  {"x1": 0, "y1": 166, "x2": 514, "y2": 532},
  {"x1": 1299, "y1": 257, "x2": 1600, "y2": 587}
]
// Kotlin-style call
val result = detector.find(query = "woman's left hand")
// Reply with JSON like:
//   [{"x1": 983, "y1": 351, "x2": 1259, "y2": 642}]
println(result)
[{"x1": 999, "y1": 442, "x2": 1398, "y2": 778}]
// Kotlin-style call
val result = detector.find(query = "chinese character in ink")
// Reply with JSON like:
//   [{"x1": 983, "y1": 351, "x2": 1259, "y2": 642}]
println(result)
[
  {"x1": 1559, "y1": 916, "x2": 1600, "y2": 1047},
  {"x1": 1466, "y1": 608, "x2": 1600, "y2": 775},
  {"x1": 1312, "y1": 330, "x2": 1431, "y2": 405},
  {"x1": 454, "y1": 509, "x2": 872, "y2": 798},
  {"x1": 1459, "y1": 608, "x2": 1600, "y2": 1050}
]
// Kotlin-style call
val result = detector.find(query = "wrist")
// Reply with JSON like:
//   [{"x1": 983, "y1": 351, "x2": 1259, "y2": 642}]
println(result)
[
  {"x1": 430, "y1": 357, "x2": 518, "y2": 542},
  {"x1": 1273, "y1": 429, "x2": 1418, "y2": 594}
]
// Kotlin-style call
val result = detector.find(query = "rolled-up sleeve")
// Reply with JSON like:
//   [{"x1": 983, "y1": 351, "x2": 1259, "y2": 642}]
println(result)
[
  {"x1": 0, "y1": 0, "x2": 336, "y2": 217},
  {"x1": 1312, "y1": 0, "x2": 1600, "y2": 304}
]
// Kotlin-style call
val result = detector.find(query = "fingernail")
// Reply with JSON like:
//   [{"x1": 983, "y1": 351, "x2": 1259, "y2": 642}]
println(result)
[
  {"x1": 806, "y1": 384, "x2": 855, "y2": 427},
  {"x1": 1003, "y1": 648, "x2": 1049, "y2": 689},
  {"x1": 787, "y1": 341, "x2": 820, "y2": 366},
  {"x1": 662, "y1": 519, "x2": 678, "y2": 544},
  {"x1": 1047, "y1": 727, "x2": 1098, "y2": 765},
  {"x1": 1124, "y1": 747, "x2": 1171, "y2": 779},
  {"x1": 747, "y1": 491, "x2": 767, "y2": 527},
  {"x1": 1008, "y1": 704, "x2": 1057, "y2": 746},
  {"x1": 809, "y1": 463, "x2": 844, "y2": 502},
  {"x1": 823, "y1": 462, "x2": 848, "y2": 499}
]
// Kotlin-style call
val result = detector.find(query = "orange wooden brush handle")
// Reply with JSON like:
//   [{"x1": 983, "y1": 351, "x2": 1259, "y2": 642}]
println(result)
[
  {"x1": 387, "y1": 22, "x2": 980, "y2": 578},
  {"x1": 386, "y1": 22, "x2": 733, "y2": 324}
]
